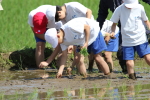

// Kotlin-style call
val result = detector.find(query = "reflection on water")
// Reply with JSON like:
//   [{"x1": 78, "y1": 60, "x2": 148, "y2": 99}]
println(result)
[
  {"x1": 3, "y1": 84, "x2": 150, "y2": 100},
  {"x1": 0, "y1": 68, "x2": 57, "y2": 81},
  {"x1": 1, "y1": 68, "x2": 150, "y2": 99}
]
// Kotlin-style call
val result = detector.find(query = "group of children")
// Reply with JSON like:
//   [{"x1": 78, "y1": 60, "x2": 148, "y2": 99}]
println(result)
[{"x1": 28, "y1": 0, "x2": 150, "y2": 80}]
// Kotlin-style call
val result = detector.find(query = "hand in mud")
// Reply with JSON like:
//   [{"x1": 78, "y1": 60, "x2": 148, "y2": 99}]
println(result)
[
  {"x1": 39, "y1": 61, "x2": 49, "y2": 68},
  {"x1": 67, "y1": 67, "x2": 72, "y2": 75},
  {"x1": 56, "y1": 72, "x2": 62, "y2": 78}
]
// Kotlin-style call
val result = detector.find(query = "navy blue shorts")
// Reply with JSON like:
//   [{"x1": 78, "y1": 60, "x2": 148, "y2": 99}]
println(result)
[
  {"x1": 88, "y1": 31, "x2": 107, "y2": 54},
  {"x1": 105, "y1": 33, "x2": 119, "y2": 52},
  {"x1": 35, "y1": 36, "x2": 46, "y2": 43},
  {"x1": 123, "y1": 42, "x2": 150, "y2": 60},
  {"x1": 34, "y1": 28, "x2": 49, "y2": 43}
]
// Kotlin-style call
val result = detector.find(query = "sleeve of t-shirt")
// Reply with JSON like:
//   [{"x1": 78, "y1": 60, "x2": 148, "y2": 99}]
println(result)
[
  {"x1": 28, "y1": 12, "x2": 33, "y2": 27},
  {"x1": 141, "y1": 6, "x2": 148, "y2": 21},
  {"x1": 110, "y1": 7, "x2": 120, "y2": 23},
  {"x1": 70, "y1": 2, "x2": 87, "y2": 15}
]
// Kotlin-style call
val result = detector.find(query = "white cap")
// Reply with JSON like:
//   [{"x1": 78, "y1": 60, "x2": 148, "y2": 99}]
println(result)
[
  {"x1": 46, "y1": 6, "x2": 56, "y2": 27},
  {"x1": 45, "y1": 28, "x2": 58, "y2": 48},
  {"x1": 123, "y1": 0, "x2": 139, "y2": 8},
  {"x1": 0, "y1": 0, "x2": 3, "y2": 10}
]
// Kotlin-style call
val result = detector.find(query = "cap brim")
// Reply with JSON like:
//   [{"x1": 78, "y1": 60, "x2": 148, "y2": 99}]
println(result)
[
  {"x1": 33, "y1": 27, "x2": 46, "y2": 34},
  {"x1": 0, "y1": 3, "x2": 3, "y2": 10},
  {"x1": 45, "y1": 28, "x2": 58, "y2": 48},
  {"x1": 124, "y1": 2, "x2": 139, "y2": 8}
]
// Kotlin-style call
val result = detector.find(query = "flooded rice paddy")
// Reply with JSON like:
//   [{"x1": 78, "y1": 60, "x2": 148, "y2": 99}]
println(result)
[
  {"x1": 1, "y1": 66, "x2": 150, "y2": 100},
  {"x1": 2, "y1": 82, "x2": 150, "y2": 99}
]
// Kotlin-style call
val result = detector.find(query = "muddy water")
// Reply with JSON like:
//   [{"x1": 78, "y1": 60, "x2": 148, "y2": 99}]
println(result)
[
  {"x1": 1, "y1": 67, "x2": 150, "y2": 99},
  {"x1": 0, "y1": 68, "x2": 57, "y2": 81},
  {"x1": 3, "y1": 84, "x2": 150, "y2": 100}
]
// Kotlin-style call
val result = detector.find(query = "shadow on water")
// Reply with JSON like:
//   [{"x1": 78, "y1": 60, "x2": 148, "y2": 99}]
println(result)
[{"x1": 3, "y1": 84, "x2": 150, "y2": 100}]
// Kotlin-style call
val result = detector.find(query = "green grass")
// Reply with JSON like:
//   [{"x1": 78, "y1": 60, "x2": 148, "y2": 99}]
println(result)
[{"x1": 0, "y1": 0, "x2": 150, "y2": 53}]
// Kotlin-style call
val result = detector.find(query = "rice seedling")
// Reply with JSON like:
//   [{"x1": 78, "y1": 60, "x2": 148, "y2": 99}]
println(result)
[
  {"x1": 79, "y1": 48, "x2": 89, "y2": 57},
  {"x1": 79, "y1": 88, "x2": 85, "y2": 99},
  {"x1": 135, "y1": 82, "x2": 142, "y2": 95},
  {"x1": 18, "y1": 55, "x2": 23, "y2": 70},
  {"x1": 93, "y1": 85, "x2": 99, "y2": 97},
  {"x1": 106, "y1": 80, "x2": 112, "y2": 88},
  {"x1": 28, "y1": 89, "x2": 38, "y2": 100},
  {"x1": 0, "y1": 92, "x2": 4, "y2": 100},
  {"x1": 121, "y1": 83, "x2": 127, "y2": 92},
  {"x1": 45, "y1": 89, "x2": 54, "y2": 100}
]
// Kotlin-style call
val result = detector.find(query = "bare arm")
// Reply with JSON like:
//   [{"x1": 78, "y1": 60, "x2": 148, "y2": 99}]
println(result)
[
  {"x1": 86, "y1": 9, "x2": 92, "y2": 19},
  {"x1": 82, "y1": 24, "x2": 90, "y2": 48},
  {"x1": 56, "y1": 49, "x2": 68, "y2": 78},
  {"x1": 145, "y1": 20, "x2": 150, "y2": 30},
  {"x1": 31, "y1": 27, "x2": 45, "y2": 40},
  {"x1": 39, "y1": 44, "x2": 61, "y2": 68},
  {"x1": 111, "y1": 23, "x2": 117, "y2": 37}
]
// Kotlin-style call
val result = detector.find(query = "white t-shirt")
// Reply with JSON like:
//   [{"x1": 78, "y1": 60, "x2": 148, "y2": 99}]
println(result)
[
  {"x1": 61, "y1": 2, "x2": 94, "y2": 24},
  {"x1": 101, "y1": 20, "x2": 119, "y2": 36},
  {"x1": 60, "y1": 17, "x2": 100, "y2": 51},
  {"x1": 110, "y1": 4, "x2": 148, "y2": 46},
  {"x1": 28, "y1": 5, "x2": 62, "y2": 30}
]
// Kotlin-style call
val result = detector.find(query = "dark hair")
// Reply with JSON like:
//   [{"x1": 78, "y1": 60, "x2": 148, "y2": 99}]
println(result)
[{"x1": 55, "y1": 6, "x2": 62, "y2": 22}]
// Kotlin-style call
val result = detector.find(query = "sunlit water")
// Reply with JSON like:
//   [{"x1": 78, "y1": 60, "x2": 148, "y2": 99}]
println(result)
[
  {"x1": 1, "y1": 67, "x2": 150, "y2": 99},
  {"x1": 3, "y1": 84, "x2": 150, "y2": 100}
]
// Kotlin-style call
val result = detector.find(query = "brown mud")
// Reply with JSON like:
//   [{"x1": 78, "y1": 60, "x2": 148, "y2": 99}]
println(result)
[{"x1": 0, "y1": 48, "x2": 150, "y2": 96}]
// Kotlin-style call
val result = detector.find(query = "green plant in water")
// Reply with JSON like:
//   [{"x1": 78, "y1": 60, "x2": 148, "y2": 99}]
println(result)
[
  {"x1": 28, "y1": 89, "x2": 38, "y2": 100},
  {"x1": 0, "y1": 92, "x2": 4, "y2": 100},
  {"x1": 79, "y1": 48, "x2": 89, "y2": 56},
  {"x1": 63, "y1": 88, "x2": 68, "y2": 98},
  {"x1": 121, "y1": 83, "x2": 127, "y2": 97},
  {"x1": 45, "y1": 89, "x2": 54, "y2": 99},
  {"x1": 135, "y1": 82, "x2": 142, "y2": 95},
  {"x1": 107, "y1": 80, "x2": 112, "y2": 88},
  {"x1": 63, "y1": 88, "x2": 72, "y2": 100},
  {"x1": 93, "y1": 84, "x2": 99, "y2": 97},
  {"x1": 123, "y1": 74, "x2": 128, "y2": 79},
  {"x1": 79, "y1": 88, "x2": 85, "y2": 99},
  {"x1": 18, "y1": 55, "x2": 24, "y2": 70}
]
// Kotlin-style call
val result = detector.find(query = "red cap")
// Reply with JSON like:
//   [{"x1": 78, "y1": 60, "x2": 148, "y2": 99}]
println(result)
[{"x1": 33, "y1": 12, "x2": 48, "y2": 34}]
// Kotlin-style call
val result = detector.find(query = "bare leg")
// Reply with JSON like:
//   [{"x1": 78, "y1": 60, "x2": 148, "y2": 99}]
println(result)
[
  {"x1": 126, "y1": 60, "x2": 134, "y2": 74},
  {"x1": 71, "y1": 46, "x2": 78, "y2": 69},
  {"x1": 94, "y1": 53, "x2": 110, "y2": 75},
  {"x1": 88, "y1": 53, "x2": 95, "y2": 72},
  {"x1": 57, "y1": 45, "x2": 74, "y2": 68},
  {"x1": 126, "y1": 60, "x2": 137, "y2": 80},
  {"x1": 35, "y1": 42, "x2": 45, "y2": 68},
  {"x1": 104, "y1": 51, "x2": 113, "y2": 72},
  {"x1": 144, "y1": 54, "x2": 150, "y2": 65},
  {"x1": 76, "y1": 53, "x2": 87, "y2": 77}
]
